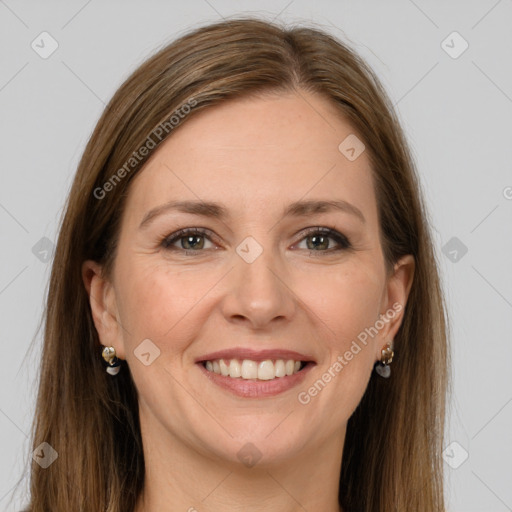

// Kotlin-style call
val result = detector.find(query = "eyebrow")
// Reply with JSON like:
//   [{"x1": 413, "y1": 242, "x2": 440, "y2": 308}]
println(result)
[{"x1": 139, "y1": 198, "x2": 366, "y2": 229}]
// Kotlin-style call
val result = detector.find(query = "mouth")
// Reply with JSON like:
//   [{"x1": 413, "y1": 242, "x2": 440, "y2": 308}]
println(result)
[
  {"x1": 200, "y1": 358, "x2": 312, "y2": 379},
  {"x1": 195, "y1": 348, "x2": 316, "y2": 398}
]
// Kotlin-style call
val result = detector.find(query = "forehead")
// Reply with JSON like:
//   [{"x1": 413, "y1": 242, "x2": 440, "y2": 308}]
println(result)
[{"x1": 124, "y1": 90, "x2": 377, "y2": 225}]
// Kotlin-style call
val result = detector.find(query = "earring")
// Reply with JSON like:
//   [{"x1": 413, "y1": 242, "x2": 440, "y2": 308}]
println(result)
[
  {"x1": 374, "y1": 341, "x2": 394, "y2": 378},
  {"x1": 101, "y1": 346, "x2": 122, "y2": 375}
]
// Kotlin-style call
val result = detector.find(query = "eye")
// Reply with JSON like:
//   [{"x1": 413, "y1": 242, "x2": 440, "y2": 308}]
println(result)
[
  {"x1": 160, "y1": 228, "x2": 215, "y2": 253},
  {"x1": 294, "y1": 227, "x2": 352, "y2": 253},
  {"x1": 160, "y1": 226, "x2": 352, "y2": 255}
]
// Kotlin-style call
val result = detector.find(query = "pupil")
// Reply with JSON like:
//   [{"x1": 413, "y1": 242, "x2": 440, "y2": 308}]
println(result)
[
  {"x1": 184, "y1": 235, "x2": 203, "y2": 250},
  {"x1": 308, "y1": 235, "x2": 328, "y2": 250}
]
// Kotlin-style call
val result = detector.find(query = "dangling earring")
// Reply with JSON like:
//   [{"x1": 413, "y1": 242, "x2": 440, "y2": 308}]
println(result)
[
  {"x1": 374, "y1": 341, "x2": 394, "y2": 378},
  {"x1": 102, "y1": 346, "x2": 122, "y2": 375}
]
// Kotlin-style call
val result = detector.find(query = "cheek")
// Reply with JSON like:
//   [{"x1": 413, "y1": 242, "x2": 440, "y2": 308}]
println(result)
[
  {"x1": 116, "y1": 261, "x2": 211, "y2": 349},
  {"x1": 291, "y1": 266, "x2": 384, "y2": 433},
  {"x1": 297, "y1": 264, "x2": 383, "y2": 349},
  {"x1": 117, "y1": 255, "x2": 384, "y2": 352},
  {"x1": 298, "y1": 268, "x2": 382, "y2": 413}
]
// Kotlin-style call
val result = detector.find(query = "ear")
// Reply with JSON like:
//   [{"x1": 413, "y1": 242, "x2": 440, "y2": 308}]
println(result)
[
  {"x1": 376, "y1": 254, "x2": 415, "y2": 354},
  {"x1": 81, "y1": 260, "x2": 126, "y2": 360}
]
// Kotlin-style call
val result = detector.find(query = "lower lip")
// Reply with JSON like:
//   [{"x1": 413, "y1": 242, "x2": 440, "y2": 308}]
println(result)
[{"x1": 196, "y1": 362, "x2": 315, "y2": 398}]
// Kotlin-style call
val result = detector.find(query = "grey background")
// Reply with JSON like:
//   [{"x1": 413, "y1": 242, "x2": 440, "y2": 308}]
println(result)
[{"x1": 1, "y1": 1, "x2": 511, "y2": 510}]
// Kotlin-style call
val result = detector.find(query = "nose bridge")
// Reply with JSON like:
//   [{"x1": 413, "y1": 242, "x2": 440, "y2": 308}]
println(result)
[{"x1": 223, "y1": 236, "x2": 295, "y2": 328}]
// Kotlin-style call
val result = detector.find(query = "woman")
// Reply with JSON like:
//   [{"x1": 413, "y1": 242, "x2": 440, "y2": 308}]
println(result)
[{"x1": 19, "y1": 17, "x2": 449, "y2": 512}]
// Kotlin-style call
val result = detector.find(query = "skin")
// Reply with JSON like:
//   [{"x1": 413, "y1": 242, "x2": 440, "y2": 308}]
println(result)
[{"x1": 83, "y1": 89, "x2": 414, "y2": 512}]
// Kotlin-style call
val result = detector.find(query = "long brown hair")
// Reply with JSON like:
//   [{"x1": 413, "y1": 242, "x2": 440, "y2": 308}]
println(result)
[{"x1": 16, "y1": 16, "x2": 449, "y2": 511}]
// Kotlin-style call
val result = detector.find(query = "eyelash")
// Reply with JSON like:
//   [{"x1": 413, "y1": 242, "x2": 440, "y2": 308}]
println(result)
[{"x1": 159, "y1": 227, "x2": 352, "y2": 256}]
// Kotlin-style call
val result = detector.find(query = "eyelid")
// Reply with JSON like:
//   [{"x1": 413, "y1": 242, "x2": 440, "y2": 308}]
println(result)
[
  {"x1": 293, "y1": 226, "x2": 351, "y2": 250},
  {"x1": 160, "y1": 225, "x2": 352, "y2": 254},
  {"x1": 160, "y1": 227, "x2": 217, "y2": 249}
]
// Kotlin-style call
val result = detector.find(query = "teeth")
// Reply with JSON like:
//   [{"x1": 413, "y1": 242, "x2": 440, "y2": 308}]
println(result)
[
  {"x1": 241, "y1": 360, "x2": 258, "y2": 379},
  {"x1": 219, "y1": 359, "x2": 229, "y2": 376},
  {"x1": 203, "y1": 358, "x2": 305, "y2": 380},
  {"x1": 275, "y1": 360, "x2": 286, "y2": 377},
  {"x1": 257, "y1": 360, "x2": 275, "y2": 380},
  {"x1": 229, "y1": 359, "x2": 241, "y2": 378}
]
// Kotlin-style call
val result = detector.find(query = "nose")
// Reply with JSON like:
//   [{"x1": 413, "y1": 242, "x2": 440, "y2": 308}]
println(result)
[{"x1": 220, "y1": 246, "x2": 296, "y2": 331}]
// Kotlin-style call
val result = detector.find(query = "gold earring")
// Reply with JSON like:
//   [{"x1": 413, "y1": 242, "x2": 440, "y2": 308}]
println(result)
[
  {"x1": 374, "y1": 341, "x2": 394, "y2": 378},
  {"x1": 102, "y1": 346, "x2": 121, "y2": 375}
]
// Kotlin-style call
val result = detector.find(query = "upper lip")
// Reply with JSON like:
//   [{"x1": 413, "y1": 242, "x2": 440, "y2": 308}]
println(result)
[{"x1": 195, "y1": 348, "x2": 316, "y2": 363}]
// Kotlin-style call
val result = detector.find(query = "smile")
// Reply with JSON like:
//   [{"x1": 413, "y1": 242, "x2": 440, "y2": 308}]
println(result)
[
  {"x1": 203, "y1": 358, "x2": 306, "y2": 380},
  {"x1": 196, "y1": 359, "x2": 315, "y2": 398}
]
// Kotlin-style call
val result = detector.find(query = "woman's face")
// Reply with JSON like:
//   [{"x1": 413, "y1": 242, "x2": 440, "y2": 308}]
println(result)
[{"x1": 84, "y1": 90, "x2": 413, "y2": 468}]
